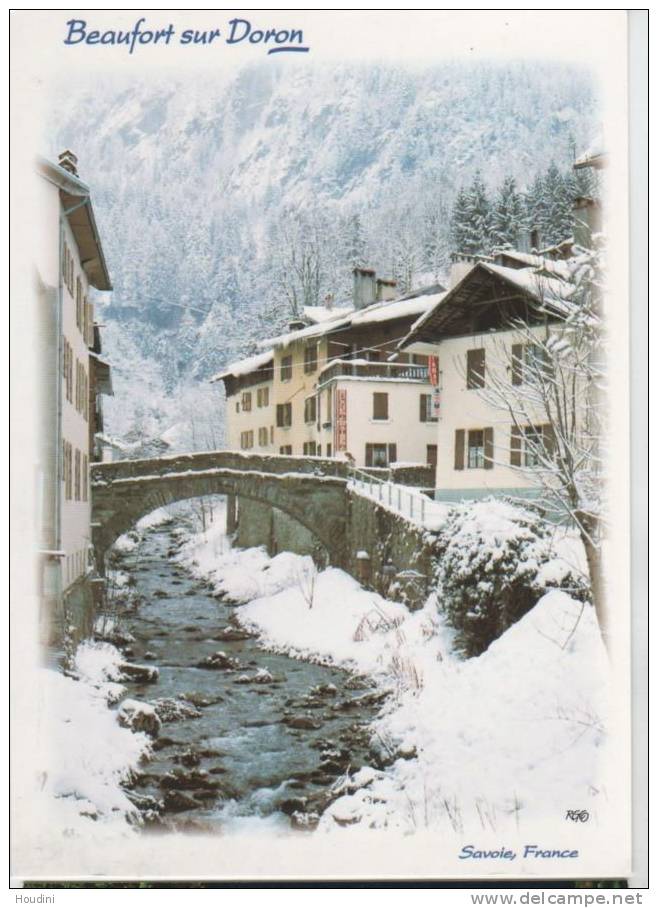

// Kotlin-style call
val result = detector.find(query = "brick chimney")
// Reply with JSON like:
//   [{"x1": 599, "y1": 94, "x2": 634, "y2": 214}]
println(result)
[
  {"x1": 353, "y1": 267, "x2": 376, "y2": 310},
  {"x1": 58, "y1": 149, "x2": 79, "y2": 176},
  {"x1": 573, "y1": 196, "x2": 602, "y2": 249}
]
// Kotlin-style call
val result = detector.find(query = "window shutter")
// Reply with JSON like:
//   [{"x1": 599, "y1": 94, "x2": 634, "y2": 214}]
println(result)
[
  {"x1": 419, "y1": 394, "x2": 427, "y2": 422},
  {"x1": 365, "y1": 443, "x2": 373, "y2": 467},
  {"x1": 454, "y1": 429, "x2": 465, "y2": 470},
  {"x1": 467, "y1": 348, "x2": 486, "y2": 389},
  {"x1": 388, "y1": 443, "x2": 397, "y2": 464},
  {"x1": 373, "y1": 392, "x2": 388, "y2": 420},
  {"x1": 542, "y1": 423, "x2": 556, "y2": 459},
  {"x1": 510, "y1": 425, "x2": 522, "y2": 466},
  {"x1": 483, "y1": 427, "x2": 494, "y2": 469},
  {"x1": 511, "y1": 344, "x2": 523, "y2": 386}
]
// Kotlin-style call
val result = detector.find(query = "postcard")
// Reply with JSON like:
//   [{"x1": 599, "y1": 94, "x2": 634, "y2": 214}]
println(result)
[{"x1": 10, "y1": 10, "x2": 640, "y2": 884}]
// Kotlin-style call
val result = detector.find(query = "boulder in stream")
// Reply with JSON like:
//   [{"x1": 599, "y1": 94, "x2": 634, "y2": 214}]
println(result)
[
  {"x1": 117, "y1": 699, "x2": 162, "y2": 737},
  {"x1": 195, "y1": 650, "x2": 242, "y2": 671},
  {"x1": 284, "y1": 715, "x2": 323, "y2": 731},
  {"x1": 151, "y1": 697, "x2": 203, "y2": 723},
  {"x1": 212, "y1": 626, "x2": 254, "y2": 642},
  {"x1": 119, "y1": 662, "x2": 159, "y2": 684},
  {"x1": 159, "y1": 768, "x2": 221, "y2": 792},
  {"x1": 234, "y1": 668, "x2": 275, "y2": 685}
]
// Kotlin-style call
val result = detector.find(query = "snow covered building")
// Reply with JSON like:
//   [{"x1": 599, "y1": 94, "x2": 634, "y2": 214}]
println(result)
[
  {"x1": 398, "y1": 249, "x2": 578, "y2": 503},
  {"x1": 212, "y1": 269, "x2": 447, "y2": 470},
  {"x1": 36, "y1": 151, "x2": 113, "y2": 641}
]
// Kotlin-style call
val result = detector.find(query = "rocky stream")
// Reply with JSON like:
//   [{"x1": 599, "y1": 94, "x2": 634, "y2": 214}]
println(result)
[{"x1": 104, "y1": 525, "x2": 388, "y2": 835}]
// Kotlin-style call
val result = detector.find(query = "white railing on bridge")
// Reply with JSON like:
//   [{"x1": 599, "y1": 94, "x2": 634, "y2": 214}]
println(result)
[{"x1": 347, "y1": 467, "x2": 449, "y2": 531}]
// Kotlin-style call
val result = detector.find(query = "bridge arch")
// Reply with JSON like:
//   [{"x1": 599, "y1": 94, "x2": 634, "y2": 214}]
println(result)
[{"x1": 91, "y1": 453, "x2": 349, "y2": 571}]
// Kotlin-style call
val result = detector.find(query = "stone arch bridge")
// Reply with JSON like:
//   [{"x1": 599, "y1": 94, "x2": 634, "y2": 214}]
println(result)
[{"x1": 91, "y1": 451, "x2": 437, "y2": 607}]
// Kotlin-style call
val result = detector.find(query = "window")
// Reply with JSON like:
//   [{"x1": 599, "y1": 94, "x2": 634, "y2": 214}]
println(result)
[
  {"x1": 325, "y1": 388, "x2": 333, "y2": 424},
  {"x1": 326, "y1": 444, "x2": 332, "y2": 458},
  {"x1": 257, "y1": 387, "x2": 270, "y2": 407},
  {"x1": 280, "y1": 355, "x2": 293, "y2": 382},
  {"x1": 419, "y1": 393, "x2": 438, "y2": 423},
  {"x1": 511, "y1": 343, "x2": 549, "y2": 386},
  {"x1": 304, "y1": 344, "x2": 318, "y2": 373},
  {"x1": 372, "y1": 392, "x2": 389, "y2": 421},
  {"x1": 427, "y1": 444, "x2": 438, "y2": 467},
  {"x1": 82, "y1": 454, "x2": 88, "y2": 501},
  {"x1": 276, "y1": 403, "x2": 292, "y2": 427},
  {"x1": 240, "y1": 430, "x2": 254, "y2": 450},
  {"x1": 270, "y1": 426, "x2": 274, "y2": 444},
  {"x1": 62, "y1": 440, "x2": 73, "y2": 500},
  {"x1": 466, "y1": 348, "x2": 486, "y2": 389},
  {"x1": 75, "y1": 278, "x2": 83, "y2": 331},
  {"x1": 365, "y1": 443, "x2": 397, "y2": 467},
  {"x1": 74, "y1": 449, "x2": 81, "y2": 501},
  {"x1": 279, "y1": 445, "x2": 293, "y2": 455},
  {"x1": 258, "y1": 427, "x2": 269, "y2": 446},
  {"x1": 241, "y1": 391, "x2": 252, "y2": 412},
  {"x1": 303, "y1": 441, "x2": 318, "y2": 456},
  {"x1": 235, "y1": 402, "x2": 240, "y2": 413},
  {"x1": 454, "y1": 428, "x2": 493, "y2": 470},
  {"x1": 304, "y1": 396, "x2": 317, "y2": 424},
  {"x1": 63, "y1": 338, "x2": 73, "y2": 403},
  {"x1": 510, "y1": 424, "x2": 555, "y2": 467}
]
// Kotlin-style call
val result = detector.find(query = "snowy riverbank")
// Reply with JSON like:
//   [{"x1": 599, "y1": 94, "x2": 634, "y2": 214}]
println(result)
[{"x1": 175, "y1": 515, "x2": 610, "y2": 837}]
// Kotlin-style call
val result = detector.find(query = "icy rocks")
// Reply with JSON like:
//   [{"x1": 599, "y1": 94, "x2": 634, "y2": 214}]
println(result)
[
  {"x1": 158, "y1": 768, "x2": 221, "y2": 792},
  {"x1": 212, "y1": 626, "x2": 254, "y2": 642},
  {"x1": 284, "y1": 715, "x2": 323, "y2": 730},
  {"x1": 234, "y1": 668, "x2": 275, "y2": 685},
  {"x1": 195, "y1": 650, "x2": 242, "y2": 671},
  {"x1": 118, "y1": 662, "x2": 159, "y2": 684},
  {"x1": 151, "y1": 697, "x2": 202, "y2": 723},
  {"x1": 117, "y1": 699, "x2": 162, "y2": 737},
  {"x1": 181, "y1": 691, "x2": 224, "y2": 708}
]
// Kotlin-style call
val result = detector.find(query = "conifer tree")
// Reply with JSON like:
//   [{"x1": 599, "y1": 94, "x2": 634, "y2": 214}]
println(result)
[{"x1": 491, "y1": 176, "x2": 526, "y2": 249}]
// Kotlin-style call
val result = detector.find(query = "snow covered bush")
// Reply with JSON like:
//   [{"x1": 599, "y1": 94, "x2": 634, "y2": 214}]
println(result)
[{"x1": 434, "y1": 499, "x2": 589, "y2": 657}]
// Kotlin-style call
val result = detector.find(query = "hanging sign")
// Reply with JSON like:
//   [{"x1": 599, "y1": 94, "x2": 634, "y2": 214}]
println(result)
[
  {"x1": 431, "y1": 388, "x2": 441, "y2": 417},
  {"x1": 428, "y1": 355, "x2": 439, "y2": 387},
  {"x1": 335, "y1": 389, "x2": 348, "y2": 451}
]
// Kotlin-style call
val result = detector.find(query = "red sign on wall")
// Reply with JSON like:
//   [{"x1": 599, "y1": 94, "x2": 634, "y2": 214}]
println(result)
[
  {"x1": 428, "y1": 355, "x2": 439, "y2": 387},
  {"x1": 334, "y1": 389, "x2": 348, "y2": 451}
]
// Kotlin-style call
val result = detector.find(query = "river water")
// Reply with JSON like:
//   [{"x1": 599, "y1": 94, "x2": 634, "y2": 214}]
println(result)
[{"x1": 115, "y1": 526, "x2": 384, "y2": 834}]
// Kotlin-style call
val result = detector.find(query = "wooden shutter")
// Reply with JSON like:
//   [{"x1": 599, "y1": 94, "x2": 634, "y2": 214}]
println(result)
[
  {"x1": 511, "y1": 344, "x2": 523, "y2": 386},
  {"x1": 419, "y1": 394, "x2": 427, "y2": 422},
  {"x1": 467, "y1": 348, "x2": 485, "y2": 389},
  {"x1": 483, "y1": 427, "x2": 494, "y2": 469},
  {"x1": 427, "y1": 444, "x2": 437, "y2": 467},
  {"x1": 276, "y1": 404, "x2": 283, "y2": 427},
  {"x1": 373, "y1": 392, "x2": 388, "y2": 420},
  {"x1": 388, "y1": 443, "x2": 397, "y2": 464},
  {"x1": 542, "y1": 423, "x2": 556, "y2": 459},
  {"x1": 365, "y1": 443, "x2": 373, "y2": 467},
  {"x1": 510, "y1": 425, "x2": 522, "y2": 466},
  {"x1": 454, "y1": 429, "x2": 465, "y2": 470}
]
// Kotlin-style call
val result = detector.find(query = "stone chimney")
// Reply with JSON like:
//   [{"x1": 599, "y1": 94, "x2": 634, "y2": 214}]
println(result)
[
  {"x1": 573, "y1": 196, "x2": 602, "y2": 249},
  {"x1": 288, "y1": 318, "x2": 306, "y2": 332},
  {"x1": 376, "y1": 278, "x2": 397, "y2": 302},
  {"x1": 448, "y1": 253, "x2": 480, "y2": 288},
  {"x1": 323, "y1": 293, "x2": 334, "y2": 310},
  {"x1": 58, "y1": 149, "x2": 79, "y2": 176},
  {"x1": 353, "y1": 267, "x2": 376, "y2": 310}
]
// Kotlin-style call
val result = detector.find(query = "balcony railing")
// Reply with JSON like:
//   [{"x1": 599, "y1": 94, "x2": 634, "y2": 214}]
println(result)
[{"x1": 319, "y1": 358, "x2": 429, "y2": 384}]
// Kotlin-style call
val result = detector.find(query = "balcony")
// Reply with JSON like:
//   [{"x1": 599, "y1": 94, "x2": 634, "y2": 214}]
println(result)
[{"x1": 319, "y1": 358, "x2": 429, "y2": 384}]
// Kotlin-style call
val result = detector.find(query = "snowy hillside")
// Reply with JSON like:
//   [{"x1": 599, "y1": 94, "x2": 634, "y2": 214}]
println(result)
[{"x1": 49, "y1": 61, "x2": 599, "y2": 446}]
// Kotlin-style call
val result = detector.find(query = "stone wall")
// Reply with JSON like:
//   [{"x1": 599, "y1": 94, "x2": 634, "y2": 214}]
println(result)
[{"x1": 345, "y1": 490, "x2": 439, "y2": 609}]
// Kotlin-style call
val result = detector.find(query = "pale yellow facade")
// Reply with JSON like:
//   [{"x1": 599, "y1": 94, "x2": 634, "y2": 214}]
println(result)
[
  {"x1": 223, "y1": 333, "x2": 437, "y2": 468},
  {"x1": 410, "y1": 323, "x2": 561, "y2": 500}
]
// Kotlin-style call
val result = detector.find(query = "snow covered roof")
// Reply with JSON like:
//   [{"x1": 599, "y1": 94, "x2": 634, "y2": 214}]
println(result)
[
  {"x1": 258, "y1": 287, "x2": 447, "y2": 350},
  {"x1": 399, "y1": 260, "x2": 574, "y2": 348},
  {"x1": 303, "y1": 304, "x2": 353, "y2": 324},
  {"x1": 209, "y1": 349, "x2": 274, "y2": 384},
  {"x1": 36, "y1": 156, "x2": 112, "y2": 292}
]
